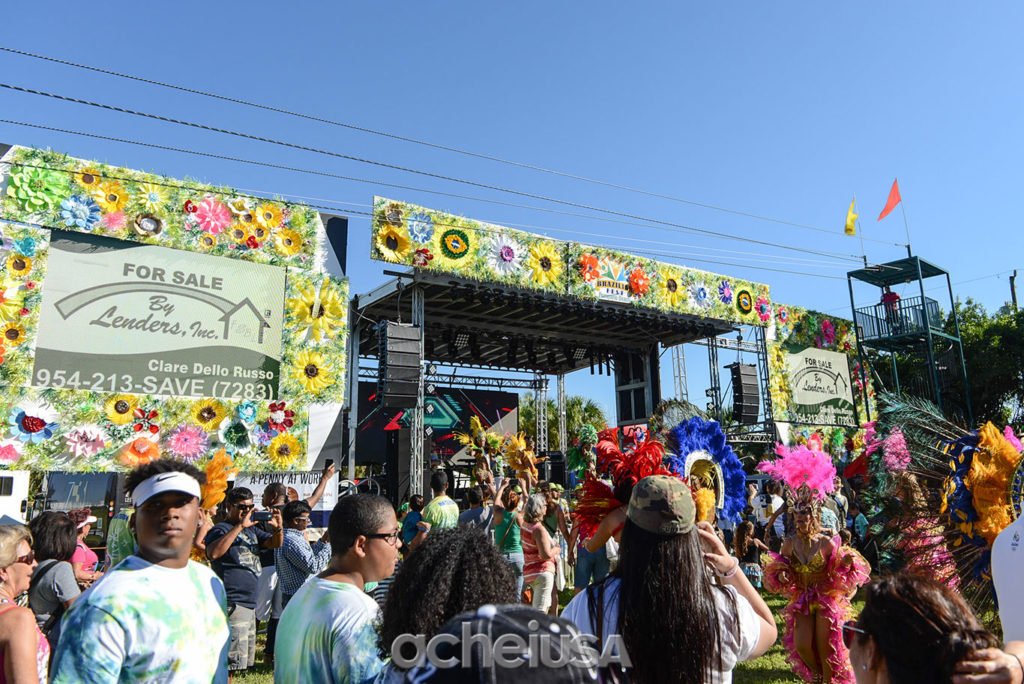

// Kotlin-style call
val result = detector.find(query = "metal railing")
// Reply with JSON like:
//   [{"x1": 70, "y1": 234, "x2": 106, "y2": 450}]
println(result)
[{"x1": 854, "y1": 295, "x2": 943, "y2": 341}]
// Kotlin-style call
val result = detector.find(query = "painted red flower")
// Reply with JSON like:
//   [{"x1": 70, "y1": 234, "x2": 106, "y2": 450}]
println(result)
[
  {"x1": 628, "y1": 267, "x2": 650, "y2": 295},
  {"x1": 580, "y1": 254, "x2": 599, "y2": 283}
]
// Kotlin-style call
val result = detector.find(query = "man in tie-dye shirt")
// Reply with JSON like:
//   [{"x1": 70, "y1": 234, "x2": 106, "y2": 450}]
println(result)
[
  {"x1": 274, "y1": 494, "x2": 401, "y2": 683},
  {"x1": 51, "y1": 459, "x2": 230, "y2": 683}
]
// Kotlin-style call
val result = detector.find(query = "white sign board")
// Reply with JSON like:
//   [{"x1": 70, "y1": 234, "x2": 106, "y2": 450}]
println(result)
[
  {"x1": 233, "y1": 471, "x2": 338, "y2": 512},
  {"x1": 785, "y1": 346, "x2": 856, "y2": 426},
  {"x1": 33, "y1": 231, "x2": 286, "y2": 400}
]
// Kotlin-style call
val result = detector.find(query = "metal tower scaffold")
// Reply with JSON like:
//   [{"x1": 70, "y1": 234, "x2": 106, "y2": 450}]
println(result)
[
  {"x1": 671, "y1": 344, "x2": 690, "y2": 402},
  {"x1": 534, "y1": 372, "x2": 549, "y2": 453}
]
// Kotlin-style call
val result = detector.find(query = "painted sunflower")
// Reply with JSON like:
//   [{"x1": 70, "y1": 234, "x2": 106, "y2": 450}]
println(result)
[
  {"x1": 268, "y1": 433, "x2": 302, "y2": 469},
  {"x1": 74, "y1": 167, "x2": 103, "y2": 188},
  {"x1": 104, "y1": 394, "x2": 139, "y2": 425},
  {"x1": 256, "y1": 203, "x2": 284, "y2": 230},
  {"x1": 198, "y1": 233, "x2": 218, "y2": 250},
  {"x1": 229, "y1": 225, "x2": 254, "y2": 245},
  {"x1": 136, "y1": 183, "x2": 168, "y2": 211},
  {"x1": 0, "y1": 322, "x2": 25, "y2": 347},
  {"x1": 527, "y1": 242, "x2": 564, "y2": 287},
  {"x1": 290, "y1": 349, "x2": 334, "y2": 393},
  {"x1": 0, "y1": 286, "x2": 22, "y2": 322},
  {"x1": 375, "y1": 224, "x2": 412, "y2": 262},
  {"x1": 658, "y1": 271, "x2": 684, "y2": 307},
  {"x1": 192, "y1": 399, "x2": 228, "y2": 429},
  {"x1": 275, "y1": 229, "x2": 303, "y2": 256},
  {"x1": 93, "y1": 181, "x2": 128, "y2": 213},
  {"x1": 5, "y1": 254, "x2": 32, "y2": 278},
  {"x1": 287, "y1": 281, "x2": 346, "y2": 342}
]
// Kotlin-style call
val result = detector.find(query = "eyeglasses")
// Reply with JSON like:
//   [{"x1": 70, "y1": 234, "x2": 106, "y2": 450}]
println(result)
[
  {"x1": 292, "y1": 517, "x2": 310, "y2": 525},
  {"x1": 842, "y1": 620, "x2": 867, "y2": 649},
  {"x1": 14, "y1": 551, "x2": 35, "y2": 566},
  {"x1": 364, "y1": 529, "x2": 401, "y2": 546}
]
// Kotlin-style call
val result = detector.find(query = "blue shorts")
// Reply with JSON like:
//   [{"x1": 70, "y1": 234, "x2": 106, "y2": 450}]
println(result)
[{"x1": 574, "y1": 546, "x2": 610, "y2": 589}]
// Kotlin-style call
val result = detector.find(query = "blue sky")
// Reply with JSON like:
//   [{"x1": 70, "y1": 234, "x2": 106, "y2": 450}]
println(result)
[{"x1": 1, "y1": 2, "x2": 1020, "y2": 421}]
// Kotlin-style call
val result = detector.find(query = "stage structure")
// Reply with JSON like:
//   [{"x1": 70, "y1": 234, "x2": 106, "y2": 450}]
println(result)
[
  {"x1": 355, "y1": 197, "x2": 778, "y2": 494},
  {"x1": 848, "y1": 256, "x2": 971, "y2": 422}
]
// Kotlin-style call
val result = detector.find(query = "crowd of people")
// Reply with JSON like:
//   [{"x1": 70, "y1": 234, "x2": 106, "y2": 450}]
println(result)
[{"x1": 0, "y1": 445, "x2": 1022, "y2": 683}]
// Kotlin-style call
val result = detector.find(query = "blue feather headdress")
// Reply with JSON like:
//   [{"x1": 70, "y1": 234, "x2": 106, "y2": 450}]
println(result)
[{"x1": 665, "y1": 417, "x2": 747, "y2": 524}]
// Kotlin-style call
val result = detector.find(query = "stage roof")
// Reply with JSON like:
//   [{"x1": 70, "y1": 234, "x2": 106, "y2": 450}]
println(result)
[{"x1": 354, "y1": 270, "x2": 737, "y2": 374}]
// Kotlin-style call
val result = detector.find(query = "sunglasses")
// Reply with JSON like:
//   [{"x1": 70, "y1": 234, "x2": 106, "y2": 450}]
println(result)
[
  {"x1": 364, "y1": 529, "x2": 401, "y2": 546},
  {"x1": 234, "y1": 504, "x2": 255, "y2": 511},
  {"x1": 14, "y1": 551, "x2": 35, "y2": 566},
  {"x1": 292, "y1": 517, "x2": 310, "y2": 525},
  {"x1": 842, "y1": 620, "x2": 867, "y2": 649}
]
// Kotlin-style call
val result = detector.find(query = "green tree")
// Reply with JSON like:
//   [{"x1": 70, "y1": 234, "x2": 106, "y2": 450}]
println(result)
[{"x1": 519, "y1": 393, "x2": 609, "y2": 448}]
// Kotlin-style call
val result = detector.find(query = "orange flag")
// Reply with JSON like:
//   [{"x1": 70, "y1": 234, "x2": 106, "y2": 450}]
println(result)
[{"x1": 877, "y1": 179, "x2": 902, "y2": 221}]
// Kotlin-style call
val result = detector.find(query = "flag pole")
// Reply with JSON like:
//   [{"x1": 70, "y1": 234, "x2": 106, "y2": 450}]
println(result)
[
  {"x1": 899, "y1": 187, "x2": 912, "y2": 256},
  {"x1": 855, "y1": 193, "x2": 867, "y2": 266}
]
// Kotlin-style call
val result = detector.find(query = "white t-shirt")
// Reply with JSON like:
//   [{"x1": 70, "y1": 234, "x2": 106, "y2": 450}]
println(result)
[
  {"x1": 992, "y1": 515, "x2": 1024, "y2": 641},
  {"x1": 561, "y1": 577, "x2": 760, "y2": 683},
  {"x1": 770, "y1": 495, "x2": 786, "y2": 537},
  {"x1": 274, "y1": 577, "x2": 384, "y2": 684},
  {"x1": 50, "y1": 555, "x2": 229, "y2": 683}
]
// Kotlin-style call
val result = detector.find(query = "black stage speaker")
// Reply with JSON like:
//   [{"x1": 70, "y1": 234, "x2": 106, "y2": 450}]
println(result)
[
  {"x1": 377, "y1": 322, "x2": 421, "y2": 409},
  {"x1": 727, "y1": 363, "x2": 760, "y2": 425},
  {"x1": 384, "y1": 428, "x2": 414, "y2": 506},
  {"x1": 540, "y1": 451, "x2": 567, "y2": 489}
]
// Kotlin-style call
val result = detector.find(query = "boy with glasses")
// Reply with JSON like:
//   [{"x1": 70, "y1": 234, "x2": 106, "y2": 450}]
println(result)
[
  {"x1": 274, "y1": 494, "x2": 400, "y2": 683},
  {"x1": 205, "y1": 487, "x2": 282, "y2": 674},
  {"x1": 275, "y1": 500, "x2": 331, "y2": 606}
]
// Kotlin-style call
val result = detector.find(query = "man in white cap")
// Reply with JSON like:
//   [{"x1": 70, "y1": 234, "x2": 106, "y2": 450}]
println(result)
[{"x1": 51, "y1": 459, "x2": 230, "y2": 683}]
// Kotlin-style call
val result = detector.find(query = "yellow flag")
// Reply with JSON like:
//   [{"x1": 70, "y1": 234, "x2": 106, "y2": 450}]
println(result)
[{"x1": 845, "y1": 199, "x2": 858, "y2": 236}]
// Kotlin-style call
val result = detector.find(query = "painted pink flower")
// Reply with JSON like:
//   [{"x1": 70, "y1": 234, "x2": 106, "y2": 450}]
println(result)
[
  {"x1": 821, "y1": 319, "x2": 836, "y2": 346},
  {"x1": 0, "y1": 440, "x2": 21, "y2": 465},
  {"x1": 755, "y1": 297, "x2": 772, "y2": 322},
  {"x1": 164, "y1": 423, "x2": 210, "y2": 463},
  {"x1": 194, "y1": 198, "x2": 231, "y2": 234},
  {"x1": 101, "y1": 211, "x2": 126, "y2": 233}
]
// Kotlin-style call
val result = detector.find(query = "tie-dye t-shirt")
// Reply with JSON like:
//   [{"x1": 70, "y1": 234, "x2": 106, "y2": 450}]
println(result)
[
  {"x1": 274, "y1": 577, "x2": 384, "y2": 684},
  {"x1": 50, "y1": 555, "x2": 230, "y2": 683}
]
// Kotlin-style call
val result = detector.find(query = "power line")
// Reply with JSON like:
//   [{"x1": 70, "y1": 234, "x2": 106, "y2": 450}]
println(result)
[
  {"x1": 0, "y1": 82, "x2": 864, "y2": 264},
  {"x1": 0, "y1": 45, "x2": 906, "y2": 248},
  {"x1": 0, "y1": 118, "x2": 853, "y2": 271}
]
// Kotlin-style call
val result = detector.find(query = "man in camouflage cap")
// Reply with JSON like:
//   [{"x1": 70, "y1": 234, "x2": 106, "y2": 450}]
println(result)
[{"x1": 626, "y1": 475, "x2": 696, "y2": 536}]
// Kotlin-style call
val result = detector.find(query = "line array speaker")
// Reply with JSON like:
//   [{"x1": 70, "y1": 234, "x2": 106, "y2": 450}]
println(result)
[
  {"x1": 377, "y1": 321, "x2": 421, "y2": 409},
  {"x1": 728, "y1": 362, "x2": 760, "y2": 425}
]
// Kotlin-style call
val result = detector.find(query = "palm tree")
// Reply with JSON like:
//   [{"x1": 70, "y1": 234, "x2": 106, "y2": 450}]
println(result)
[{"x1": 519, "y1": 392, "x2": 608, "y2": 448}]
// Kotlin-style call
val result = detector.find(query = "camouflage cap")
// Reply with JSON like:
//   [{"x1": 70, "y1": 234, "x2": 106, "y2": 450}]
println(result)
[{"x1": 627, "y1": 475, "x2": 696, "y2": 535}]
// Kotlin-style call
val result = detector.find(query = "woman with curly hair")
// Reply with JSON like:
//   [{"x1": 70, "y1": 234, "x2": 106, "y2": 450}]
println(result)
[{"x1": 376, "y1": 526, "x2": 516, "y2": 680}]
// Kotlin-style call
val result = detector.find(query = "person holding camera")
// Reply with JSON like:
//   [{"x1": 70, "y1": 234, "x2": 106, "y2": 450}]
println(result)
[{"x1": 204, "y1": 487, "x2": 282, "y2": 674}]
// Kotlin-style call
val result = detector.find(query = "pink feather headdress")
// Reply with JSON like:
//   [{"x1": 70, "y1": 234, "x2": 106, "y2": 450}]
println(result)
[{"x1": 756, "y1": 444, "x2": 836, "y2": 502}]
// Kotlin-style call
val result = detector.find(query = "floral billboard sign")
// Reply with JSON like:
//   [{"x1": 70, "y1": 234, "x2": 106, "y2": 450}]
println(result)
[
  {"x1": 371, "y1": 197, "x2": 772, "y2": 327},
  {"x1": 0, "y1": 147, "x2": 349, "y2": 472}
]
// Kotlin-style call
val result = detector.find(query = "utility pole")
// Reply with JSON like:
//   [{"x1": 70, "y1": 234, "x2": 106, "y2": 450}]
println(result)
[{"x1": 1011, "y1": 270, "x2": 1018, "y2": 310}]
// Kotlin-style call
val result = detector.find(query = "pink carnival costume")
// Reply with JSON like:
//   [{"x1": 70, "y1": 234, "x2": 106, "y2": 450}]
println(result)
[
  {"x1": 758, "y1": 444, "x2": 870, "y2": 684},
  {"x1": 764, "y1": 536, "x2": 870, "y2": 683}
]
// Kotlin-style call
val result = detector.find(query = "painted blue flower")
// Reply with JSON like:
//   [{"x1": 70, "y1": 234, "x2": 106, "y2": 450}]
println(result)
[
  {"x1": 236, "y1": 401, "x2": 258, "y2": 424},
  {"x1": 60, "y1": 195, "x2": 102, "y2": 229},
  {"x1": 12, "y1": 237, "x2": 35, "y2": 257},
  {"x1": 254, "y1": 424, "x2": 277, "y2": 447},
  {"x1": 718, "y1": 280, "x2": 733, "y2": 304},
  {"x1": 9, "y1": 407, "x2": 58, "y2": 444},
  {"x1": 407, "y1": 212, "x2": 434, "y2": 243}
]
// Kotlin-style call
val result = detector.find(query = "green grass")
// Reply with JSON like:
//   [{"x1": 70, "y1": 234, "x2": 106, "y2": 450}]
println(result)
[{"x1": 234, "y1": 591, "x2": 857, "y2": 683}]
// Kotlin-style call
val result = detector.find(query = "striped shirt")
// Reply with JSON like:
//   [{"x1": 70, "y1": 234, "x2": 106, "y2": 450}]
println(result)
[{"x1": 522, "y1": 522, "x2": 555, "y2": 583}]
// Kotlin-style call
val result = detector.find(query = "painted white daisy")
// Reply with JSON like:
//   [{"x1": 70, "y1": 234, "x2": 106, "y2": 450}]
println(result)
[
  {"x1": 689, "y1": 282, "x2": 712, "y2": 309},
  {"x1": 484, "y1": 234, "x2": 524, "y2": 277}
]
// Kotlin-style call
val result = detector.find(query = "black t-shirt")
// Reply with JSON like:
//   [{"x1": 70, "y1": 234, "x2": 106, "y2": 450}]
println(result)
[
  {"x1": 257, "y1": 520, "x2": 277, "y2": 568},
  {"x1": 205, "y1": 522, "x2": 271, "y2": 608}
]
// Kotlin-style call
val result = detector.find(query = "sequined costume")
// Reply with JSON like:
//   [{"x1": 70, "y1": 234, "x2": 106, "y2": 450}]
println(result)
[{"x1": 764, "y1": 536, "x2": 870, "y2": 684}]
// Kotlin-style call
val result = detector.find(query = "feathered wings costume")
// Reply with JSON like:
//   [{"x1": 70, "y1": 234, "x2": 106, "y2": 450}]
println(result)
[
  {"x1": 573, "y1": 428, "x2": 673, "y2": 540},
  {"x1": 758, "y1": 444, "x2": 870, "y2": 684}
]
